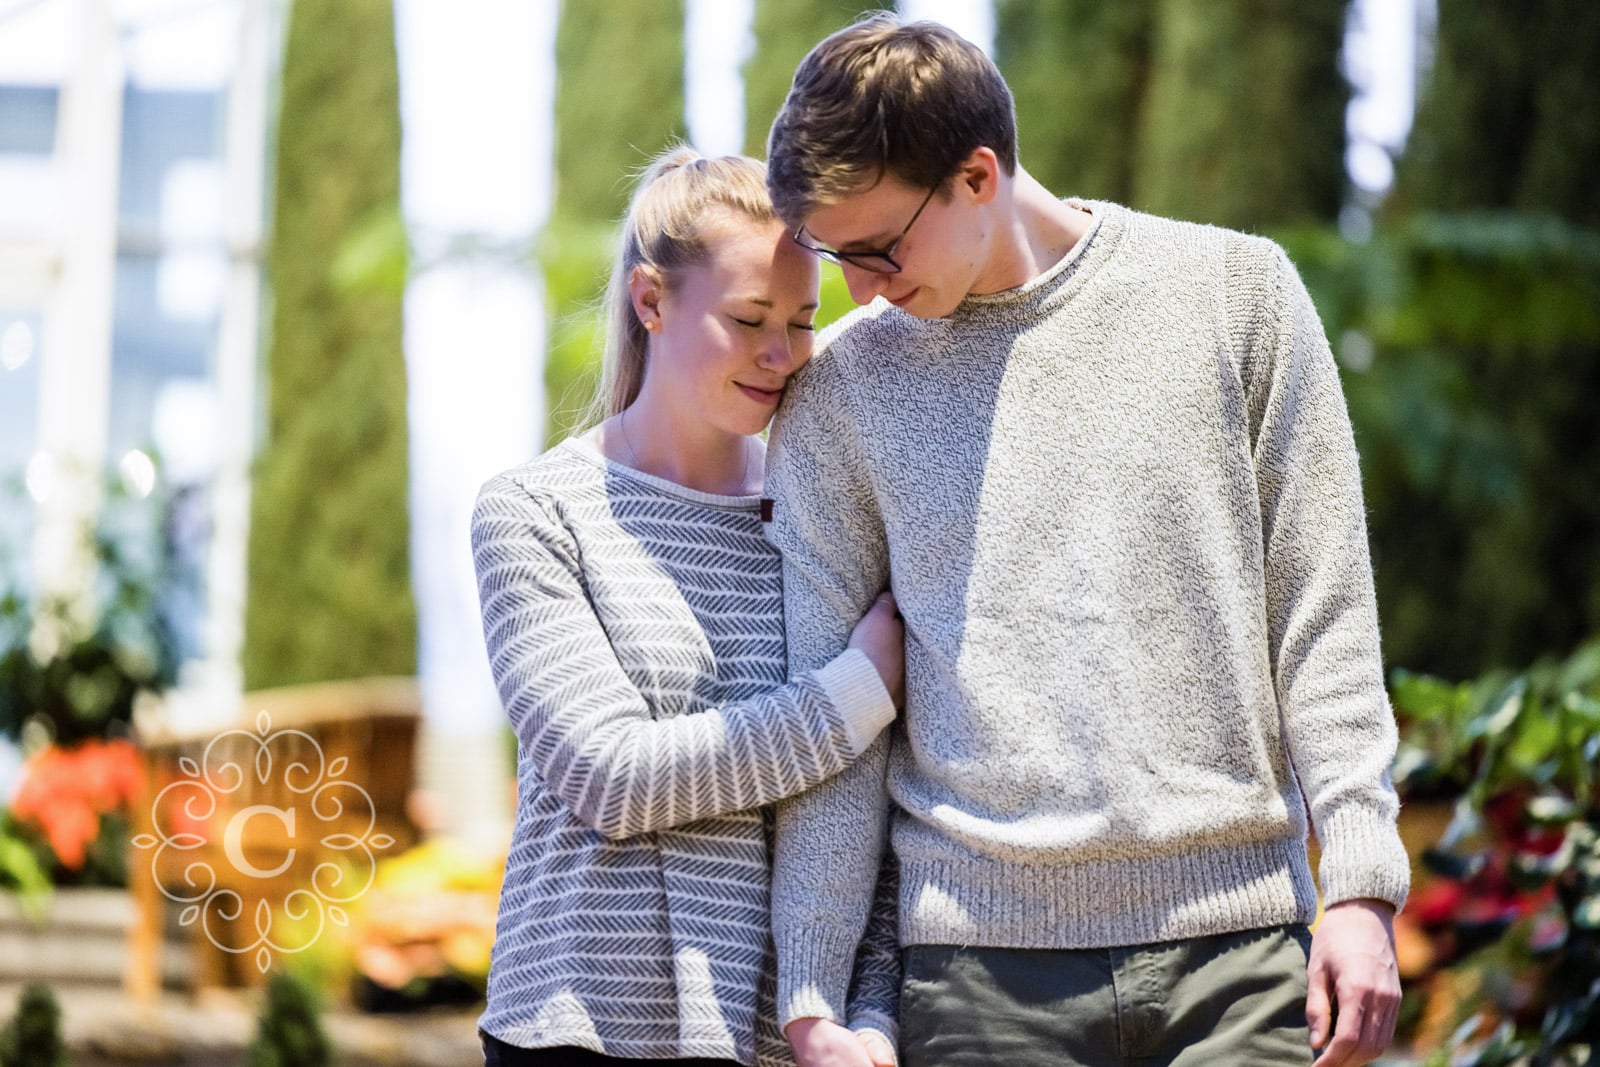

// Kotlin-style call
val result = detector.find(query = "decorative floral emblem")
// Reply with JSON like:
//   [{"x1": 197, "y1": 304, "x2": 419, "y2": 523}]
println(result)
[{"x1": 132, "y1": 711, "x2": 395, "y2": 973}]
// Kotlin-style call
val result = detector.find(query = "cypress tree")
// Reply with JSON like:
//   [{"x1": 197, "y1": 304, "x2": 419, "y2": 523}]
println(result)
[
  {"x1": 1133, "y1": 0, "x2": 1350, "y2": 229},
  {"x1": 1397, "y1": 1, "x2": 1600, "y2": 226},
  {"x1": 994, "y1": 0, "x2": 1155, "y2": 203},
  {"x1": 997, "y1": 0, "x2": 1349, "y2": 230},
  {"x1": 543, "y1": 0, "x2": 687, "y2": 444},
  {"x1": 742, "y1": 0, "x2": 880, "y2": 158},
  {"x1": 244, "y1": 0, "x2": 414, "y2": 688}
]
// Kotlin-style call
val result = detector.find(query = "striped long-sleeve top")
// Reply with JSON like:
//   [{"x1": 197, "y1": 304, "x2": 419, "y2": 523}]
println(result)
[{"x1": 472, "y1": 437, "x2": 899, "y2": 1065}]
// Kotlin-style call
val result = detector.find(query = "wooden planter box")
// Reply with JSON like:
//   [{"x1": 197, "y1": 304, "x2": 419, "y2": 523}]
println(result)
[{"x1": 127, "y1": 677, "x2": 422, "y2": 996}]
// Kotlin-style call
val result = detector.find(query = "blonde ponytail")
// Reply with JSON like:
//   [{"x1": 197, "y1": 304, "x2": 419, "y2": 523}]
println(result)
[{"x1": 584, "y1": 146, "x2": 776, "y2": 426}]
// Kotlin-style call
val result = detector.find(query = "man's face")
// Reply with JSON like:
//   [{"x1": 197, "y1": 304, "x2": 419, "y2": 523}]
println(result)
[{"x1": 800, "y1": 175, "x2": 981, "y2": 319}]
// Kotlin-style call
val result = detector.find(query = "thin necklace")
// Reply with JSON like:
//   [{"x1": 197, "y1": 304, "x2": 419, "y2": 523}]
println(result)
[{"x1": 619, "y1": 407, "x2": 750, "y2": 494}]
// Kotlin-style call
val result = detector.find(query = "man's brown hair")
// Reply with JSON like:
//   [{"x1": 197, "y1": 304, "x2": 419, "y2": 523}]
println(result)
[{"x1": 766, "y1": 13, "x2": 1018, "y2": 227}]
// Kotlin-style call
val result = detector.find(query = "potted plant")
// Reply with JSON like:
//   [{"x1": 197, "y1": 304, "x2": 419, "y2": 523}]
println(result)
[
  {"x1": 0, "y1": 467, "x2": 182, "y2": 987},
  {"x1": 1388, "y1": 640, "x2": 1600, "y2": 1062}
]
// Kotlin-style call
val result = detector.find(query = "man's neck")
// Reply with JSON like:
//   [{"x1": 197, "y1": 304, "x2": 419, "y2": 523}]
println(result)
[{"x1": 969, "y1": 169, "x2": 1095, "y2": 296}]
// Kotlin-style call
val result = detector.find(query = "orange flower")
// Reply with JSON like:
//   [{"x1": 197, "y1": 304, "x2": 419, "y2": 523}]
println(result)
[{"x1": 9, "y1": 738, "x2": 143, "y2": 871}]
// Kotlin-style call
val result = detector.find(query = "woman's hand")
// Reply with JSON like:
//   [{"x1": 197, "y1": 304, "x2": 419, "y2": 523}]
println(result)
[
  {"x1": 787, "y1": 1017, "x2": 896, "y2": 1067},
  {"x1": 848, "y1": 591, "x2": 905, "y2": 708}
]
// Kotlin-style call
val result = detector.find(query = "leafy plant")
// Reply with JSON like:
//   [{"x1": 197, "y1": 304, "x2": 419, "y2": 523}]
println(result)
[
  {"x1": 0, "y1": 826, "x2": 51, "y2": 918},
  {"x1": 5, "y1": 738, "x2": 141, "y2": 886},
  {"x1": 349, "y1": 837, "x2": 501, "y2": 1011},
  {"x1": 0, "y1": 470, "x2": 181, "y2": 748},
  {"x1": 0, "y1": 983, "x2": 66, "y2": 1067},
  {"x1": 1392, "y1": 639, "x2": 1600, "y2": 1063},
  {"x1": 247, "y1": 972, "x2": 332, "y2": 1067}
]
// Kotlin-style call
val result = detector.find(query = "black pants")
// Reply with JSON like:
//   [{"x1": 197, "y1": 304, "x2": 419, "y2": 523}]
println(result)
[{"x1": 480, "y1": 1031, "x2": 741, "y2": 1067}]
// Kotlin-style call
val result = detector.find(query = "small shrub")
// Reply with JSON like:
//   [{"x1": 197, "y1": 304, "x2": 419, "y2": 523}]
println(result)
[
  {"x1": 0, "y1": 983, "x2": 66, "y2": 1067},
  {"x1": 247, "y1": 972, "x2": 332, "y2": 1067}
]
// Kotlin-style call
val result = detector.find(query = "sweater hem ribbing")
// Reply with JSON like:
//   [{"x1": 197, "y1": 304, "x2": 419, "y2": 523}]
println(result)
[{"x1": 898, "y1": 835, "x2": 1320, "y2": 950}]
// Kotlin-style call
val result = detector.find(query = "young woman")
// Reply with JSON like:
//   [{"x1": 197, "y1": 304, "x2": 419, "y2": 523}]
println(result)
[{"x1": 472, "y1": 149, "x2": 904, "y2": 1067}]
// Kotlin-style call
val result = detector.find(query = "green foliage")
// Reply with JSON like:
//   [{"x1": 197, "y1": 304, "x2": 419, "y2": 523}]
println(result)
[
  {"x1": 0, "y1": 984, "x2": 65, "y2": 1067},
  {"x1": 1280, "y1": 214, "x2": 1600, "y2": 679},
  {"x1": 553, "y1": 1, "x2": 686, "y2": 225},
  {"x1": 536, "y1": 221, "x2": 614, "y2": 447},
  {"x1": 997, "y1": 0, "x2": 1348, "y2": 230},
  {"x1": 1397, "y1": 0, "x2": 1600, "y2": 228},
  {"x1": 544, "y1": 0, "x2": 686, "y2": 443},
  {"x1": 247, "y1": 973, "x2": 331, "y2": 1067},
  {"x1": 995, "y1": 0, "x2": 1154, "y2": 204},
  {"x1": 0, "y1": 472, "x2": 179, "y2": 747},
  {"x1": 1393, "y1": 641, "x2": 1600, "y2": 1063},
  {"x1": 0, "y1": 809, "x2": 129, "y2": 893},
  {"x1": 244, "y1": 0, "x2": 415, "y2": 689},
  {"x1": 1136, "y1": 0, "x2": 1349, "y2": 229},
  {"x1": 0, "y1": 824, "x2": 52, "y2": 920},
  {"x1": 1392, "y1": 642, "x2": 1600, "y2": 809},
  {"x1": 743, "y1": 0, "x2": 880, "y2": 158}
]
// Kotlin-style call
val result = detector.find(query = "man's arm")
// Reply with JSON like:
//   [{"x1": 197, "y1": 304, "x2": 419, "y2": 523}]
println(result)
[
  {"x1": 1243, "y1": 241, "x2": 1410, "y2": 911},
  {"x1": 845, "y1": 841, "x2": 901, "y2": 1045},
  {"x1": 1239, "y1": 240, "x2": 1409, "y2": 1066},
  {"x1": 764, "y1": 344, "x2": 895, "y2": 1036}
]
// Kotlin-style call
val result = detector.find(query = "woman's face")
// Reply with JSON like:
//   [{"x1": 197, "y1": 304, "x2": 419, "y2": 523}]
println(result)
[{"x1": 642, "y1": 216, "x2": 821, "y2": 437}]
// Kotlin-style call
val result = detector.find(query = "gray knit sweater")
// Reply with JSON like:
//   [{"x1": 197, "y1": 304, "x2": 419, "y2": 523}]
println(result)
[
  {"x1": 764, "y1": 201, "x2": 1412, "y2": 1026},
  {"x1": 472, "y1": 439, "x2": 899, "y2": 1063}
]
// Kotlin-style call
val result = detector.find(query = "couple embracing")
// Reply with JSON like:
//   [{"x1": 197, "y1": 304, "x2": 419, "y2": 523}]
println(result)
[{"x1": 472, "y1": 14, "x2": 1408, "y2": 1067}]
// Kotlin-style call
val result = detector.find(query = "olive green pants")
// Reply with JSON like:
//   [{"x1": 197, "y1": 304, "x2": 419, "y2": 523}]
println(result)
[{"x1": 899, "y1": 924, "x2": 1314, "y2": 1067}]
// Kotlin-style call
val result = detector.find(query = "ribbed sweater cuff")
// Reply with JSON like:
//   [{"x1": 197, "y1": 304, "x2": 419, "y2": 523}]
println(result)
[
  {"x1": 1317, "y1": 805, "x2": 1412, "y2": 913},
  {"x1": 775, "y1": 926, "x2": 860, "y2": 1027},
  {"x1": 812, "y1": 649, "x2": 895, "y2": 756}
]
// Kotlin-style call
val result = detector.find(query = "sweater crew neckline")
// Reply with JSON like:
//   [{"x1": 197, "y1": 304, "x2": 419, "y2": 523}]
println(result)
[
  {"x1": 952, "y1": 199, "x2": 1118, "y2": 320},
  {"x1": 558, "y1": 436, "x2": 764, "y2": 512}
]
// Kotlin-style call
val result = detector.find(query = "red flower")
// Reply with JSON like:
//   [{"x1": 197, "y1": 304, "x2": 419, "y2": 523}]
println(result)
[
  {"x1": 9, "y1": 739, "x2": 143, "y2": 871},
  {"x1": 1411, "y1": 879, "x2": 1467, "y2": 926}
]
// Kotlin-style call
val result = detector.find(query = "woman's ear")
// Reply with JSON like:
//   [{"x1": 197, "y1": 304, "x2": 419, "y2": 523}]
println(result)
[{"x1": 629, "y1": 266, "x2": 663, "y2": 332}]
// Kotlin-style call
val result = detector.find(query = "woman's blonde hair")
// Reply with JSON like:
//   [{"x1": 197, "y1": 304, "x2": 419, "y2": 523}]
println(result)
[{"x1": 587, "y1": 147, "x2": 776, "y2": 424}]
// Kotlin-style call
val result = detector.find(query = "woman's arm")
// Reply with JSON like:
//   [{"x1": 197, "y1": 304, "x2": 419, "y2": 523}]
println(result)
[{"x1": 472, "y1": 475, "x2": 895, "y2": 841}]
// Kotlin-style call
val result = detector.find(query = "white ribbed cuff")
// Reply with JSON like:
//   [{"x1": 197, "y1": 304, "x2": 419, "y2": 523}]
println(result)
[
  {"x1": 1317, "y1": 805, "x2": 1412, "y2": 914},
  {"x1": 812, "y1": 649, "x2": 895, "y2": 756},
  {"x1": 775, "y1": 926, "x2": 860, "y2": 1028}
]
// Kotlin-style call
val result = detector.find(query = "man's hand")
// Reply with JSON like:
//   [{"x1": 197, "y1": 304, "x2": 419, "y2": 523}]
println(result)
[
  {"x1": 786, "y1": 1017, "x2": 895, "y2": 1067},
  {"x1": 1307, "y1": 898, "x2": 1402, "y2": 1067}
]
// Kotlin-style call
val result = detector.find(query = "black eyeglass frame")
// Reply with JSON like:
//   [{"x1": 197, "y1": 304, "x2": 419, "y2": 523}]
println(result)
[{"x1": 791, "y1": 183, "x2": 939, "y2": 275}]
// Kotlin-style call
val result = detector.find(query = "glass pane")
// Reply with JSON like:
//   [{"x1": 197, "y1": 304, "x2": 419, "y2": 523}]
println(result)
[
  {"x1": 0, "y1": 85, "x2": 57, "y2": 153},
  {"x1": 0, "y1": 308, "x2": 41, "y2": 587},
  {"x1": 109, "y1": 87, "x2": 228, "y2": 665},
  {"x1": 117, "y1": 88, "x2": 223, "y2": 234}
]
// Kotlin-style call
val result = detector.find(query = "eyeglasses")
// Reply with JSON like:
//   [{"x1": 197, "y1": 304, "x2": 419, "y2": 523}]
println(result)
[{"x1": 792, "y1": 184, "x2": 938, "y2": 275}]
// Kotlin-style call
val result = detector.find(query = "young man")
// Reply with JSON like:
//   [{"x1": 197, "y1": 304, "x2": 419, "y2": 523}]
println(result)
[{"x1": 761, "y1": 14, "x2": 1409, "y2": 1067}]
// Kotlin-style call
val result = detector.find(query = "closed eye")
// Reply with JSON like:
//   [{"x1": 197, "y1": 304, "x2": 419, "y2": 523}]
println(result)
[
  {"x1": 730, "y1": 316, "x2": 762, "y2": 328},
  {"x1": 790, "y1": 322, "x2": 815, "y2": 332}
]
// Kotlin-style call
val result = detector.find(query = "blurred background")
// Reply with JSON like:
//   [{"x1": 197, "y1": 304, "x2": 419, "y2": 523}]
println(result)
[{"x1": 0, "y1": 0, "x2": 1595, "y2": 1063}]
